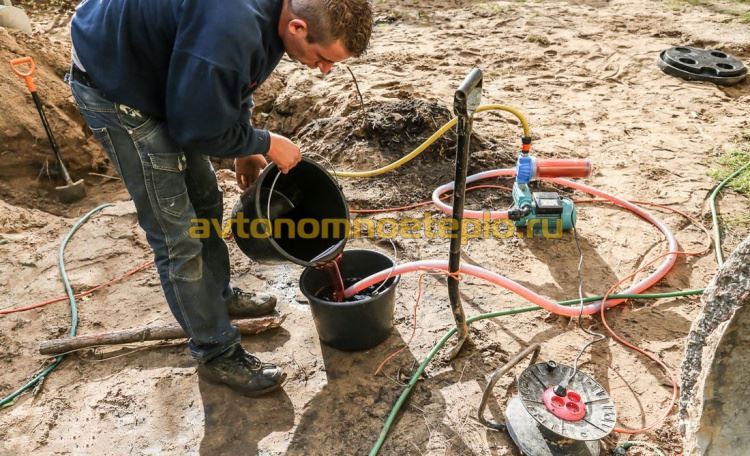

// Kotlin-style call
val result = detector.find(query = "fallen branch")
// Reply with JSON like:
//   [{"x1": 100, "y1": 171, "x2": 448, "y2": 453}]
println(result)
[{"x1": 39, "y1": 314, "x2": 286, "y2": 356}]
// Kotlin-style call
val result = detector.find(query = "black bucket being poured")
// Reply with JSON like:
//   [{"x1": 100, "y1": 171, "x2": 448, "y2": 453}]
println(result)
[
  {"x1": 231, "y1": 157, "x2": 398, "y2": 351},
  {"x1": 232, "y1": 157, "x2": 348, "y2": 266}
]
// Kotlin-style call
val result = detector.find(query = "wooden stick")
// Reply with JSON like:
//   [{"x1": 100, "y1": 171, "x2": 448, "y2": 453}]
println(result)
[{"x1": 39, "y1": 314, "x2": 286, "y2": 356}]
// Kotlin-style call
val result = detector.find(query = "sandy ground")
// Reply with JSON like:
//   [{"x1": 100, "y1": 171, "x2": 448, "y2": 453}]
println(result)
[{"x1": 1, "y1": 0, "x2": 750, "y2": 454}]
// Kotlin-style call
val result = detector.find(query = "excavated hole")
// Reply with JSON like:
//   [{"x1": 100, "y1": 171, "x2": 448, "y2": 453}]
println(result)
[{"x1": 251, "y1": 76, "x2": 517, "y2": 208}]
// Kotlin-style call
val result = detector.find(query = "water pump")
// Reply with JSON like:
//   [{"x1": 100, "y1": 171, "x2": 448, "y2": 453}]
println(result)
[{"x1": 510, "y1": 154, "x2": 592, "y2": 234}]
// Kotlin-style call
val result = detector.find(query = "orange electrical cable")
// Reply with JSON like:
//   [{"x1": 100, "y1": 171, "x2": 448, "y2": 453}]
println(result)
[
  {"x1": 350, "y1": 184, "x2": 512, "y2": 214},
  {"x1": 373, "y1": 268, "x2": 468, "y2": 376},
  {"x1": 374, "y1": 272, "x2": 427, "y2": 376},
  {"x1": 598, "y1": 246, "x2": 704, "y2": 435},
  {"x1": 367, "y1": 194, "x2": 711, "y2": 432},
  {"x1": 0, "y1": 260, "x2": 154, "y2": 315},
  {"x1": 575, "y1": 199, "x2": 713, "y2": 257},
  {"x1": 351, "y1": 200, "x2": 435, "y2": 215},
  {"x1": 574, "y1": 197, "x2": 710, "y2": 434},
  {"x1": 7, "y1": 183, "x2": 710, "y2": 437}
]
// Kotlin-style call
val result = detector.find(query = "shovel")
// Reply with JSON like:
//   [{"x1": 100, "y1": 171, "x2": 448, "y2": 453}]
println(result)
[
  {"x1": 11, "y1": 56, "x2": 86, "y2": 203},
  {"x1": 0, "y1": 0, "x2": 32, "y2": 33}
]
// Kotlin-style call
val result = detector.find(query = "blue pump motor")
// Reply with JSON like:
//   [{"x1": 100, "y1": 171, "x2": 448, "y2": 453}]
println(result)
[{"x1": 511, "y1": 180, "x2": 576, "y2": 235}]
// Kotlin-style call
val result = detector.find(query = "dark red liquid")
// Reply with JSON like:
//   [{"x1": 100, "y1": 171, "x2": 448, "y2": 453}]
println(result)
[
  {"x1": 316, "y1": 277, "x2": 385, "y2": 302},
  {"x1": 317, "y1": 256, "x2": 346, "y2": 302},
  {"x1": 315, "y1": 255, "x2": 390, "y2": 303}
]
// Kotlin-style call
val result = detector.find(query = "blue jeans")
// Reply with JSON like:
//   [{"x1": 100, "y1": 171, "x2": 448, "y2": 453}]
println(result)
[{"x1": 68, "y1": 68, "x2": 240, "y2": 362}]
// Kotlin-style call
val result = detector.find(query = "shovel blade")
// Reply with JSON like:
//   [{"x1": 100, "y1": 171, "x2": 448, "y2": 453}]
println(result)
[
  {"x1": 0, "y1": 5, "x2": 32, "y2": 33},
  {"x1": 55, "y1": 180, "x2": 87, "y2": 204}
]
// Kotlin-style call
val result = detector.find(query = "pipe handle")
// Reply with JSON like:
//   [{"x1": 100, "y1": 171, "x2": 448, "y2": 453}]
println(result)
[
  {"x1": 477, "y1": 343, "x2": 542, "y2": 430},
  {"x1": 10, "y1": 56, "x2": 37, "y2": 93},
  {"x1": 454, "y1": 68, "x2": 483, "y2": 117}
]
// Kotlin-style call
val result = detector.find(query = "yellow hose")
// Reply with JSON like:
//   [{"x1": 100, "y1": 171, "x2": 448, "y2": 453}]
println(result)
[{"x1": 332, "y1": 104, "x2": 531, "y2": 178}]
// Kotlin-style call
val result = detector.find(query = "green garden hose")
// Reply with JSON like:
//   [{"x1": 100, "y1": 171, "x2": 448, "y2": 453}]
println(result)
[
  {"x1": 369, "y1": 159, "x2": 750, "y2": 454},
  {"x1": 0, "y1": 204, "x2": 112, "y2": 408},
  {"x1": 368, "y1": 288, "x2": 703, "y2": 455},
  {"x1": 616, "y1": 440, "x2": 666, "y2": 456},
  {"x1": 709, "y1": 160, "x2": 750, "y2": 265}
]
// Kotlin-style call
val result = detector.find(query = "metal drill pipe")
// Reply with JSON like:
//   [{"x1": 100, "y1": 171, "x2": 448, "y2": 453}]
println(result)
[
  {"x1": 447, "y1": 68, "x2": 483, "y2": 358},
  {"x1": 448, "y1": 115, "x2": 471, "y2": 358}
]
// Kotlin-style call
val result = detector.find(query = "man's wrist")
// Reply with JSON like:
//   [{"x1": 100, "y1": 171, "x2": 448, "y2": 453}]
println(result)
[{"x1": 255, "y1": 129, "x2": 271, "y2": 155}]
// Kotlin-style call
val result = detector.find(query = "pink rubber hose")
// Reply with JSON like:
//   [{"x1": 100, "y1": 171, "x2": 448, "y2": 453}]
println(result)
[{"x1": 344, "y1": 168, "x2": 678, "y2": 316}]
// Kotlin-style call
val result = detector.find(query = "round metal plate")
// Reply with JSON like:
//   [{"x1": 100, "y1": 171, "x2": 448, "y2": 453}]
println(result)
[
  {"x1": 506, "y1": 396, "x2": 600, "y2": 456},
  {"x1": 517, "y1": 362, "x2": 616, "y2": 441},
  {"x1": 657, "y1": 46, "x2": 747, "y2": 86}
]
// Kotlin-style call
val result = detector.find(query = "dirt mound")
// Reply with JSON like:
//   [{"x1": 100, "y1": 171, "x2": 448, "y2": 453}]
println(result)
[
  {"x1": 0, "y1": 27, "x2": 109, "y2": 214},
  {"x1": 251, "y1": 69, "x2": 516, "y2": 207},
  {"x1": 295, "y1": 98, "x2": 460, "y2": 161},
  {"x1": 291, "y1": 97, "x2": 514, "y2": 207},
  {"x1": 362, "y1": 99, "x2": 457, "y2": 152},
  {"x1": 253, "y1": 70, "x2": 363, "y2": 137}
]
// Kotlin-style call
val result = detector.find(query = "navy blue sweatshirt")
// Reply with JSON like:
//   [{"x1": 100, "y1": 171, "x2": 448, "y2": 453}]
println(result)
[{"x1": 71, "y1": 0, "x2": 285, "y2": 157}]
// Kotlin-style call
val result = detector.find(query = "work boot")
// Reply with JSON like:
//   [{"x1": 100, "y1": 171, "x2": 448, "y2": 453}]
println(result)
[
  {"x1": 226, "y1": 287, "x2": 277, "y2": 318},
  {"x1": 197, "y1": 345, "x2": 286, "y2": 396}
]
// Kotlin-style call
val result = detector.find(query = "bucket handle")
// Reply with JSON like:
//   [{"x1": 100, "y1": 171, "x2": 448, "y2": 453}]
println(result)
[
  {"x1": 264, "y1": 153, "x2": 344, "y2": 255},
  {"x1": 302, "y1": 151, "x2": 340, "y2": 186},
  {"x1": 370, "y1": 238, "x2": 399, "y2": 296}
]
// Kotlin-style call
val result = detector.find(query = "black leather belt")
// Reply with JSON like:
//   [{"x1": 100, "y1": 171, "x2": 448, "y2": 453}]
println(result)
[{"x1": 71, "y1": 63, "x2": 96, "y2": 88}]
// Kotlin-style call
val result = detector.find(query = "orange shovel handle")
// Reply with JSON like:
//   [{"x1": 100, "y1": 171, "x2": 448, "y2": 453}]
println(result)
[{"x1": 10, "y1": 57, "x2": 37, "y2": 93}]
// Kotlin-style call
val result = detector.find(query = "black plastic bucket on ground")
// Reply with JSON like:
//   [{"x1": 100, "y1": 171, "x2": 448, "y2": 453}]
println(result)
[
  {"x1": 300, "y1": 249, "x2": 399, "y2": 351},
  {"x1": 231, "y1": 157, "x2": 349, "y2": 267}
]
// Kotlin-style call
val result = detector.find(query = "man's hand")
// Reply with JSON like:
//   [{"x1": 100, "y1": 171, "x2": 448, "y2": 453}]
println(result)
[
  {"x1": 235, "y1": 154, "x2": 268, "y2": 190},
  {"x1": 267, "y1": 132, "x2": 301, "y2": 174}
]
